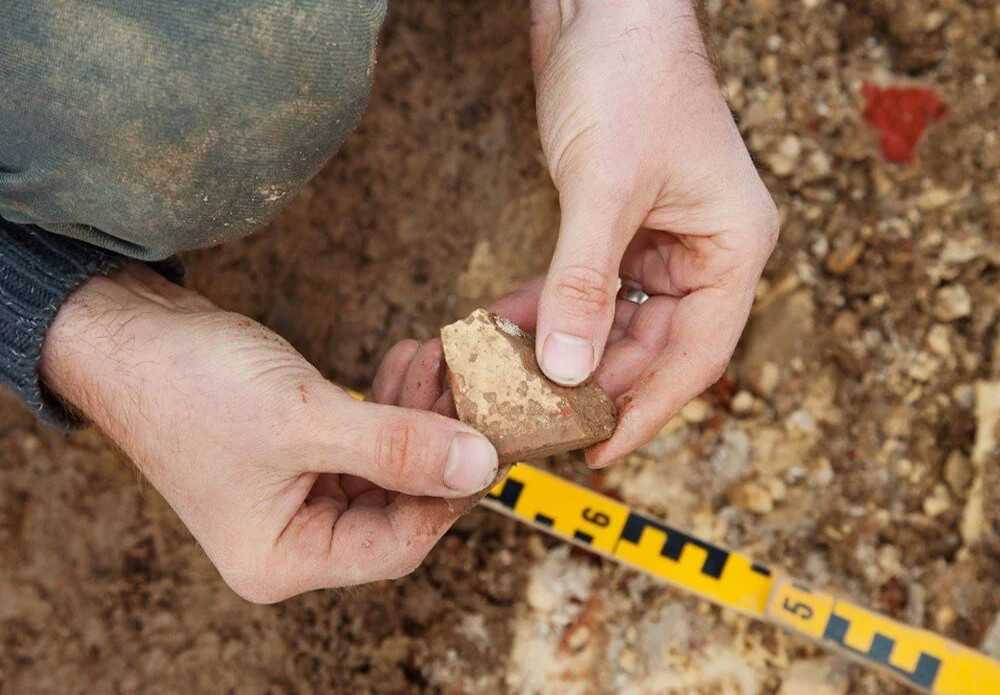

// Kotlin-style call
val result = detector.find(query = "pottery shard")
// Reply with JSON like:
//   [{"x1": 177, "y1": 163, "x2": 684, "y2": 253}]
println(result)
[{"x1": 441, "y1": 309, "x2": 617, "y2": 465}]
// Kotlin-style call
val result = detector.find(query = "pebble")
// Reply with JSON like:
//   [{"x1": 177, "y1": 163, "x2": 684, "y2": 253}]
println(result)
[
  {"x1": 934, "y1": 284, "x2": 972, "y2": 321},
  {"x1": 786, "y1": 409, "x2": 817, "y2": 436},
  {"x1": 825, "y1": 241, "x2": 864, "y2": 275},
  {"x1": 906, "y1": 352, "x2": 940, "y2": 382},
  {"x1": 754, "y1": 362, "x2": 782, "y2": 397},
  {"x1": 730, "y1": 390, "x2": 757, "y2": 415},
  {"x1": 810, "y1": 458, "x2": 835, "y2": 487},
  {"x1": 766, "y1": 135, "x2": 801, "y2": 175},
  {"x1": 566, "y1": 625, "x2": 591, "y2": 651},
  {"x1": 618, "y1": 647, "x2": 638, "y2": 672},
  {"x1": 806, "y1": 149, "x2": 832, "y2": 177},
  {"x1": 952, "y1": 383, "x2": 975, "y2": 409},
  {"x1": 680, "y1": 397, "x2": 712, "y2": 424},
  {"x1": 925, "y1": 324, "x2": 952, "y2": 357},
  {"x1": 936, "y1": 606, "x2": 957, "y2": 632},
  {"x1": 710, "y1": 426, "x2": 752, "y2": 482},
  {"x1": 810, "y1": 235, "x2": 830, "y2": 258},
  {"x1": 918, "y1": 185, "x2": 965, "y2": 211},
  {"x1": 831, "y1": 310, "x2": 860, "y2": 339},
  {"x1": 943, "y1": 450, "x2": 972, "y2": 496},
  {"x1": 940, "y1": 238, "x2": 982, "y2": 265},
  {"x1": 922, "y1": 484, "x2": 952, "y2": 517},
  {"x1": 877, "y1": 544, "x2": 902, "y2": 576},
  {"x1": 894, "y1": 457, "x2": 914, "y2": 478},
  {"x1": 526, "y1": 579, "x2": 559, "y2": 612},
  {"x1": 728, "y1": 481, "x2": 775, "y2": 514},
  {"x1": 763, "y1": 476, "x2": 788, "y2": 502},
  {"x1": 923, "y1": 10, "x2": 947, "y2": 32},
  {"x1": 881, "y1": 405, "x2": 911, "y2": 438}
]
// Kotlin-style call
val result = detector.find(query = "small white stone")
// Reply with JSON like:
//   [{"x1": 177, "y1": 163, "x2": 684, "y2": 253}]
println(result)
[
  {"x1": 680, "y1": 397, "x2": 712, "y2": 424},
  {"x1": 756, "y1": 362, "x2": 781, "y2": 397},
  {"x1": 907, "y1": 352, "x2": 940, "y2": 382},
  {"x1": 922, "y1": 484, "x2": 952, "y2": 517},
  {"x1": 952, "y1": 384, "x2": 975, "y2": 409},
  {"x1": 926, "y1": 324, "x2": 952, "y2": 357},
  {"x1": 944, "y1": 450, "x2": 972, "y2": 495},
  {"x1": 810, "y1": 459, "x2": 835, "y2": 487},
  {"x1": 731, "y1": 390, "x2": 757, "y2": 415},
  {"x1": 934, "y1": 285, "x2": 972, "y2": 322},
  {"x1": 806, "y1": 149, "x2": 832, "y2": 177},
  {"x1": 779, "y1": 134, "x2": 802, "y2": 159},
  {"x1": 566, "y1": 625, "x2": 591, "y2": 651},
  {"x1": 618, "y1": 647, "x2": 638, "y2": 672},
  {"x1": 729, "y1": 481, "x2": 774, "y2": 514},
  {"x1": 923, "y1": 10, "x2": 947, "y2": 32}
]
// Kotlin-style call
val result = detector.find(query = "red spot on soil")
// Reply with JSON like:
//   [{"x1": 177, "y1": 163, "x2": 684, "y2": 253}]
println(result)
[
  {"x1": 707, "y1": 374, "x2": 735, "y2": 408},
  {"x1": 585, "y1": 471, "x2": 624, "y2": 502},
  {"x1": 861, "y1": 82, "x2": 947, "y2": 164}
]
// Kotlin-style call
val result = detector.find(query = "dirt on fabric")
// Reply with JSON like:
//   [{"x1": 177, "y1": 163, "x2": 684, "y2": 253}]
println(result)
[{"x1": 2, "y1": 1, "x2": 998, "y2": 693}]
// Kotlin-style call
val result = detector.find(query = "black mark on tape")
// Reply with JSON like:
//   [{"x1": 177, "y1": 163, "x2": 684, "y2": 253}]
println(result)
[
  {"x1": 621, "y1": 512, "x2": 730, "y2": 579},
  {"x1": 534, "y1": 513, "x2": 554, "y2": 527},
  {"x1": 487, "y1": 479, "x2": 524, "y2": 510},
  {"x1": 822, "y1": 613, "x2": 941, "y2": 689}
]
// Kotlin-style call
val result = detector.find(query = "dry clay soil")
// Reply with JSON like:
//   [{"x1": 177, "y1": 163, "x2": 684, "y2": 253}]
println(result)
[{"x1": 2, "y1": 1, "x2": 999, "y2": 694}]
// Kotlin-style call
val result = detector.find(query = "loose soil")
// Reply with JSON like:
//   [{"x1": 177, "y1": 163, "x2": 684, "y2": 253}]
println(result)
[{"x1": 2, "y1": 1, "x2": 998, "y2": 693}]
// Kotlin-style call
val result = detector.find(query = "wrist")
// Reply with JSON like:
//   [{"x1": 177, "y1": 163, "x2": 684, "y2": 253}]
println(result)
[{"x1": 39, "y1": 264, "x2": 216, "y2": 436}]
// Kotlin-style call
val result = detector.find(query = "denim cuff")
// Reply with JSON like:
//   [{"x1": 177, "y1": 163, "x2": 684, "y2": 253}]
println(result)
[{"x1": 0, "y1": 219, "x2": 183, "y2": 429}]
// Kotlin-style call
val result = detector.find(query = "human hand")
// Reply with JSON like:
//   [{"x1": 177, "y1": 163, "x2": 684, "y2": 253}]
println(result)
[
  {"x1": 524, "y1": 0, "x2": 779, "y2": 464},
  {"x1": 40, "y1": 265, "x2": 499, "y2": 603}
]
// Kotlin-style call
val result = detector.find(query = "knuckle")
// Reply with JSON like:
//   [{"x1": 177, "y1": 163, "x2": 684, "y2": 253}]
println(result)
[
  {"x1": 387, "y1": 548, "x2": 428, "y2": 580},
  {"x1": 374, "y1": 421, "x2": 432, "y2": 481},
  {"x1": 759, "y1": 202, "x2": 781, "y2": 251},
  {"x1": 554, "y1": 265, "x2": 614, "y2": 317},
  {"x1": 220, "y1": 562, "x2": 284, "y2": 605},
  {"x1": 748, "y1": 197, "x2": 781, "y2": 261}
]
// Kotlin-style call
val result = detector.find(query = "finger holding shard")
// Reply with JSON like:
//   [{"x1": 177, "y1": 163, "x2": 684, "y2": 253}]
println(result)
[{"x1": 441, "y1": 309, "x2": 617, "y2": 465}]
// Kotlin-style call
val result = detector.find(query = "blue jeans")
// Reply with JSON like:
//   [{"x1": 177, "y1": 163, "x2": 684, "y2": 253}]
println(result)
[{"x1": 0, "y1": 0, "x2": 387, "y2": 260}]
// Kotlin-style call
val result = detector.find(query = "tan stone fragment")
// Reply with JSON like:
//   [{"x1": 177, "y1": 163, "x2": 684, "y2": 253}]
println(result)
[{"x1": 441, "y1": 310, "x2": 617, "y2": 465}]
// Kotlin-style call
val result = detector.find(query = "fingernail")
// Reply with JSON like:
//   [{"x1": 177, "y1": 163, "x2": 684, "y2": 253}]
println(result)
[
  {"x1": 540, "y1": 332, "x2": 594, "y2": 386},
  {"x1": 444, "y1": 433, "x2": 498, "y2": 492}
]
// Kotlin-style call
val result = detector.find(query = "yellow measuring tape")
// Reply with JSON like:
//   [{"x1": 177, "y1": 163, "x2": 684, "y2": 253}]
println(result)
[
  {"x1": 347, "y1": 390, "x2": 996, "y2": 691},
  {"x1": 481, "y1": 463, "x2": 1000, "y2": 695}
]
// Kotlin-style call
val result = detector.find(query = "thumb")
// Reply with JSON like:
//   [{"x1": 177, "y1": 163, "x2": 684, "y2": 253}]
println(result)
[
  {"x1": 536, "y1": 177, "x2": 646, "y2": 386},
  {"x1": 327, "y1": 399, "x2": 499, "y2": 498}
]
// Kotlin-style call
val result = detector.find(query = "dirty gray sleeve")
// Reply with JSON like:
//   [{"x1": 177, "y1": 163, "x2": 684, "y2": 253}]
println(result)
[{"x1": 0, "y1": 219, "x2": 183, "y2": 428}]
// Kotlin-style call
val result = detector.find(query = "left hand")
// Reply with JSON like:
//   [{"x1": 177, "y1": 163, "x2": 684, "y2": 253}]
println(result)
[{"x1": 520, "y1": 0, "x2": 779, "y2": 465}]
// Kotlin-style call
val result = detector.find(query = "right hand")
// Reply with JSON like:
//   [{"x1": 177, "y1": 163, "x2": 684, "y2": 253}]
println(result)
[{"x1": 40, "y1": 264, "x2": 500, "y2": 603}]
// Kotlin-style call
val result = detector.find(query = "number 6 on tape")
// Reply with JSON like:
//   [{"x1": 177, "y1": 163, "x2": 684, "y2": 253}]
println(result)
[{"x1": 486, "y1": 463, "x2": 629, "y2": 554}]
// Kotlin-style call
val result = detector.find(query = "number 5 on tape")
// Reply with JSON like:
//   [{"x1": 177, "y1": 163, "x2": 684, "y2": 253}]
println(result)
[{"x1": 768, "y1": 578, "x2": 835, "y2": 639}]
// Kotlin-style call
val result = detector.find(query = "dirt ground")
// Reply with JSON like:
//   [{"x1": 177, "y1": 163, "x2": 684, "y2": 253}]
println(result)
[{"x1": 2, "y1": 1, "x2": 999, "y2": 693}]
